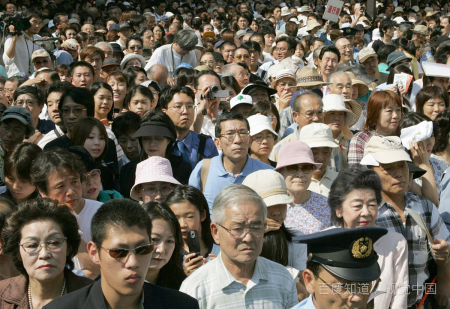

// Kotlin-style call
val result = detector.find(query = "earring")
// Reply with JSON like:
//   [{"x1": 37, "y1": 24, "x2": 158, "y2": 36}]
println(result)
[{"x1": 337, "y1": 213, "x2": 342, "y2": 218}]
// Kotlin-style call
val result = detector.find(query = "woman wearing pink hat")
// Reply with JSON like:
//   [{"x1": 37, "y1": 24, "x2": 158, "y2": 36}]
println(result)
[{"x1": 275, "y1": 140, "x2": 332, "y2": 235}]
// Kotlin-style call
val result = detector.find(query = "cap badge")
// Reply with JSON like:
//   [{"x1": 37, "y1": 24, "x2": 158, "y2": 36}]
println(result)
[
  {"x1": 238, "y1": 95, "x2": 244, "y2": 100},
  {"x1": 383, "y1": 138, "x2": 401, "y2": 148},
  {"x1": 351, "y1": 236, "x2": 372, "y2": 259}
]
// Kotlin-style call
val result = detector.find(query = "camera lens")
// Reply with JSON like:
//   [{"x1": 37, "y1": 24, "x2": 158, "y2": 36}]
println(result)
[{"x1": 210, "y1": 85, "x2": 218, "y2": 92}]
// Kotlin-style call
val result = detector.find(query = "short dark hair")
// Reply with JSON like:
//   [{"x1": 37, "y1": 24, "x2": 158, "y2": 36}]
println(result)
[
  {"x1": 126, "y1": 34, "x2": 143, "y2": 49},
  {"x1": 124, "y1": 85, "x2": 155, "y2": 110},
  {"x1": 71, "y1": 118, "x2": 109, "y2": 162},
  {"x1": 2, "y1": 198, "x2": 81, "y2": 276},
  {"x1": 260, "y1": 24, "x2": 276, "y2": 37},
  {"x1": 220, "y1": 41, "x2": 237, "y2": 52},
  {"x1": 415, "y1": 86, "x2": 449, "y2": 116},
  {"x1": 4, "y1": 142, "x2": 42, "y2": 183},
  {"x1": 13, "y1": 85, "x2": 45, "y2": 107},
  {"x1": 46, "y1": 82, "x2": 73, "y2": 102},
  {"x1": 194, "y1": 70, "x2": 220, "y2": 90},
  {"x1": 379, "y1": 19, "x2": 396, "y2": 37},
  {"x1": 123, "y1": 67, "x2": 147, "y2": 88},
  {"x1": 24, "y1": 9, "x2": 43, "y2": 21},
  {"x1": 328, "y1": 164, "x2": 382, "y2": 226},
  {"x1": 53, "y1": 12, "x2": 67, "y2": 26},
  {"x1": 159, "y1": 86, "x2": 195, "y2": 109},
  {"x1": 215, "y1": 112, "x2": 250, "y2": 137},
  {"x1": 91, "y1": 199, "x2": 152, "y2": 248},
  {"x1": 433, "y1": 109, "x2": 450, "y2": 153},
  {"x1": 249, "y1": 101, "x2": 280, "y2": 133},
  {"x1": 59, "y1": 87, "x2": 95, "y2": 119},
  {"x1": 6, "y1": 76, "x2": 26, "y2": 88},
  {"x1": 69, "y1": 61, "x2": 95, "y2": 77},
  {"x1": 30, "y1": 148, "x2": 85, "y2": 195},
  {"x1": 111, "y1": 111, "x2": 141, "y2": 137},
  {"x1": 319, "y1": 45, "x2": 341, "y2": 62},
  {"x1": 276, "y1": 36, "x2": 297, "y2": 51},
  {"x1": 377, "y1": 45, "x2": 396, "y2": 63}
]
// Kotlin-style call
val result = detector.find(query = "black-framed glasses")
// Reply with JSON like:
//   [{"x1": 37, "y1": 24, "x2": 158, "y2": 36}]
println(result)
[
  {"x1": 283, "y1": 164, "x2": 315, "y2": 175},
  {"x1": 101, "y1": 243, "x2": 155, "y2": 259},
  {"x1": 81, "y1": 169, "x2": 101, "y2": 183},
  {"x1": 219, "y1": 130, "x2": 250, "y2": 142},
  {"x1": 317, "y1": 275, "x2": 380, "y2": 299},
  {"x1": 217, "y1": 223, "x2": 266, "y2": 239},
  {"x1": 19, "y1": 237, "x2": 67, "y2": 254}
]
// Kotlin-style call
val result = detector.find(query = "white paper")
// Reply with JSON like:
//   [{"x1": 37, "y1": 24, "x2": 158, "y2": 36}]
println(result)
[{"x1": 323, "y1": 0, "x2": 344, "y2": 23}]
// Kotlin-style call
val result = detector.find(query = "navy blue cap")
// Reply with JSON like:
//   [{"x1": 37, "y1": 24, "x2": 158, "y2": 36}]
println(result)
[{"x1": 341, "y1": 27, "x2": 357, "y2": 37}]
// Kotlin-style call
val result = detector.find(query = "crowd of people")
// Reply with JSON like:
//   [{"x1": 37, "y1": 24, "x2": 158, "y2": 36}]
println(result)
[{"x1": 0, "y1": 0, "x2": 449, "y2": 308}]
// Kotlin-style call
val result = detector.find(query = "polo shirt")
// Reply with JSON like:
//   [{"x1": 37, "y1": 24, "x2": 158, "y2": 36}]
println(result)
[
  {"x1": 308, "y1": 168, "x2": 338, "y2": 197},
  {"x1": 189, "y1": 153, "x2": 273, "y2": 211},
  {"x1": 290, "y1": 295, "x2": 316, "y2": 309},
  {"x1": 173, "y1": 130, "x2": 218, "y2": 169}
]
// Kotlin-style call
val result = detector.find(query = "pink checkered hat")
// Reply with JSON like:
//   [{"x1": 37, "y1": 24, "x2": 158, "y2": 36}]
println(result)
[{"x1": 130, "y1": 156, "x2": 181, "y2": 201}]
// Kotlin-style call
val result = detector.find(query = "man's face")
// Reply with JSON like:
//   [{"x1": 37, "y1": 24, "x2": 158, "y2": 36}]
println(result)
[
  {"x1": 98, "y1": 45, "x2": 113, "y2": 59},
  {"x1": 264, "y1": 34, "x2": 275, "y2": 47},
  {"x1": 231, "y1": 65, "x2": 250, "y2": 89},
  {"x1": 273, "y1": 7, "x2": 281, "y2": 20},
  {"x1": 384, "y1": 26, "x2": 395, "y2": 38},
  {"x1": 319, "y1": 52, "x2": 338, "y2": 80},
  {"x1": 127, "y1": 39, "x2": 143, "y2": 55},
  {"x1": 214, "y1": 119, "x2": 250, "y2": 162},
  {"x1": 156, "y1": 2, "x2": 166, "y2": 15},
  {"x1": 373, "y1": 161, "x2": 409, "y2": 196},
  {"x1": 233, "y1": 48, "x2": 250, "y2": 66},
  {"x1": 163, "y1": 93, "x2": 195, "y2": 132},
  {"x1": 211, "y1": 202, "x2": 265, "y2": 266},
  {"x1": 72, "y1": 66, "x2": 94, "y2": 88},
  {"x1": 81, "y1": 23, "x2": 94, "y2": 35},
  {"x1": 293, "y1": 94, "x2": 324, "y2": 128},
  {"x1": 6, "y1": 3, "x2": 16, "y2": 13},
  {"x1": 238, "y1": 17, "x2": 249, "y2": 30},
  {"x1": 275, "y1": 41, "x2": 292, "y2": 61},
  {"x1": 310, "y1": 40, "x2": 324, "y2": 52},
  {"x1": 33, "y1": 57, "x2": 52, "y2": 71},
  {"x1": 202, "y1": 24, "x2": 213, "y2": 33},
  {"x1": 250, "y1": 36, "x2": 264, "y2": 52},
  {"x1": 57, "y1": 15, "x2": 69, "y2": 29},
  {"x1": 240, "y1": 4, "x2": 248, "y2": 12},
  {"x1": 222, "y1": 44, "x2": 236, "y2": 63},
  {"x1": 110, "y1": 8, "x2": 121, "y2": 19},
  {"x1": 330, "y1": 74, "x2": 352, "y2": 99},
  {"x1": 335, "y1": 38, "x2": 353, "y2": 63},
  {"x1": 441, "y1": 18, "x2": 450, "y2": 35},
  {"x1": 28, "y1": 17, "x2": 43, "y2": 35},
  {"x1": 118, "y1": 133, "x2": 140, "y2": 161},
  {"x1": 311, "y1": 147, "x2": 332, "y2": 177},
  {"x1": 4, "y1": 80, "x2": 17, "y2": 105},
  {"x1": 428, "y1": 19, "x2": 437, "y2": 29},
  {"x1": 248, "y1": 87, "x2": 269, "y2": 104},
  {"x1": 60, "y1": 96, "x2": 88, "y2": 133},
  {"x1": 362, "y1": 56, "x2": 379, "y2": 76},
  {"x1": 46, "y1": 91, "x2": 63, "y2": 125},
  {"x1": 0, "y1": 119, "x2": 27, "y2": 152},
  {"x1": 195, "y1": 75, "x2": 221, "y2": 114},
  {"x1": 385, "y1": 7, "x2": 393, "y2": 18}
]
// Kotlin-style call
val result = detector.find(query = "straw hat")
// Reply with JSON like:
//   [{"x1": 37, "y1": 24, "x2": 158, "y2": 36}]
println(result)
[
  {"x1": 307, "y1": 20, "x2": 321, "y2": 32},
  {"x1": 412, "y1": 25, "x2": 430, "y2": 35},
  {"x1": 295, "y1": 67, "x2": 329, "y2": 88},
  {"x1": 346, "y1": 72, "x2": 369, "y2": 98}
]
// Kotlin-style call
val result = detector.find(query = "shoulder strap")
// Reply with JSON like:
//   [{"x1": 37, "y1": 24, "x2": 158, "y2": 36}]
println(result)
[
  {"x1": 197, "y1": 133, "x2": 211, "y2": 162},
  {"x1": 200, "y1": 159, "x2": 211, "y2": 193}
]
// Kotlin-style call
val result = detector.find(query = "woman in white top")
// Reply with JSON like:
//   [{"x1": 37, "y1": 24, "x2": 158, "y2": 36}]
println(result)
[{"x1": 328, "y1": 164, "x2": 408, "y2": 308}]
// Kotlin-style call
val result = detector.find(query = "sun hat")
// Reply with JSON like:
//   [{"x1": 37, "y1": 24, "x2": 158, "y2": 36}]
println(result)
[
  {"x1": 120, "y1": 53, "x2": 146, "y2": 70},
  {"x1": 393, "y1": 16, "x2": 406, "y2": 24},
  {"x1": 165, "y1": 11, "x2": 174, "y2": 18},
  {"x1": 322, "y1": 94, "x2": 357, "y2": 127},
  {"x1": 360, "y1": 136, "x2": 411, "y2": 166},
  {"x1": 130, "y1": 157, "x2": 181, "y2": 200},
  {"x1": 268, "y1": 63, "x2": 286, "y2": 78},
  {"x1": 386, "y1": 51, "x2": 411, "y2": 68},
  {"x1": 412, "y1": 25, "x2": 430, "y2": 35},
  {"x1": 394, "y1": 7, "x2": 404, "y2": 13},
  {"x1": 194, "y1": 65, "x2": 211, "y2": 72},
  {"x1": 102, "y1": 58, "x2": 121, "y2": 68},
  {"x1": 299, "y1": 5, "x2": 310, "y2": 13},
  {"x1": 271, "y1": 69, "x2": 296, "y2": 88},
  {"x1": 400, "y1": 121, "x2": 434, "y2": 150},
  {"x1": 202, "y1": 31, "x2": 215, "y2": 39},
  {"x1": 247, "y1": 114, "x2": 278, "y2": 137},
  {"x1": 340, "y1": 22, "x2": 351, "y2": 29},
  {"x1": 242, "y1": 170, "x2": 293, "y2": 207},
  {"x1": 132, "y1": 121, "x2": 175, "y2": 140},
  {"x1": 281, "y1": 6, "x2": 290, "y2": 16},
  {"x1": 275, "y1": 140, "x2": 322, "y2": 171},
  {"x1": 241, "y1": 83, "x2": 277, "y2": 96},
  {"x1": 346, "y1": 72, "x2": 369, "y2": 98},
  {"x1": 118, "y1": 21, "x2": 131, "y2": 31},
  {"x1": 358, "y1": 47, "x2": 377, "y2": 63},
  {"x1": 299, "y1": 123, "x2": 338, "y2": 148},
  {"x1": 295, "y1": 67, "x2": 329, "y2": 87},
  {"x1": 345, "y1": 99, "x2": 362, "y2": 125},
  {"x1": 230, "y1": 94, "x2": 253, "y2": 110},
  {"x1": 412, "y1": 6, "x2": 420, "y2": 12},
  {"x1": 307, "y1": 20, "x2": 321, "y2": 32},
  {"x1": 236, "y1": 30, "x2": 247, "y2": 39},
  {"x1": 31, "y1": 49, "x2": 51, "y2": 63},
  {"x1": 1, "y1": 106, "x2": 34, "y2": 137}
]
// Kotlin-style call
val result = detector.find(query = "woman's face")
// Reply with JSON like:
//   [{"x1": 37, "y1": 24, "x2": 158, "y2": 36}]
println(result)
[
  {"x1": 81, "y1": 169, "x2": 101, "y2": 200},
  {"x1": 250, "y1": 20, "x2": 259, "y2": 33},
  {"x1": 376, "y1": 102, "x2": 401, "y2": 135},
  {"x1": 137, "y1": 181, "x2": 174, "y2": 202},
  {"x1": 295, "y1": 44, "x2": 304, "y2": 59},
  {"x1": 83, "y1": 126, "x2": 106, "y2": 159},
  {"x1": 153, "y1": 26, "x2": 163, "y2": 41},
  {"x1": 94, "y1": 88, "x2": 113, "y2": 119},
  {"x1": 65, "y1": 29, "x2": 76, "y2": 40},
  {"x1": 19, "y1": 220, "x2": 68, "y2": 281},
  {"x1": 5, "y1": 169, "x2": 36, "y2": 203},
  {"x1": 250, "y1": 129, "x2": 275, "y2": 158},
  {"x1": 128, "y1": 92, "x2": 155, "y2": 115},
  {"x1": 108, "y1": 77, "x2": 127, "y2": 105},
  {"x1": 279, "y1": 164, "x2": 314, "y2": 195},
  {"x1": 142, "y1": 30, "x2": 155, "y2": 48},
  {"x1": 148, "y1": 219, "x2": 176, "y2": 270},
  {"x1": 169, "y1": 200, "x2": 205, "y2": 241},
  {"x1": 423, "y1": 97, "x2": 446, "y2": 120},
  {"x1": 324, "y1": 111, "x2": 345, "y2": 136},
  {"x1": 125, "y1": 59, "x2": 142, "y2": 68},
  {"x1": 339, "y1": 188, "x2": 378, "y2": 229},
  {"x1": 267, "y1": 204, "x2": 287, "y2": 225},
  {"x1": 134, "y1": 72, "x2": 148, "y2": 86},
  {"x1": 200, "y1": 54, "x2": 216, "y2": 70},
  {"x1": 142, "y1": 135, "x2": 171, "y2": 158}
]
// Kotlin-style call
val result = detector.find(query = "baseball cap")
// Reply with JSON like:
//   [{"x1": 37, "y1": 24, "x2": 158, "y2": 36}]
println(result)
[
  {"x1": 230, "y1": 94, "x2": 253, "y2": 110},
  {"x1": 361, "y1": 136, "x2": 411, "y2": 166},
  {"x1": 31, "y1": 49, "x2": 51, "y2": 63}
]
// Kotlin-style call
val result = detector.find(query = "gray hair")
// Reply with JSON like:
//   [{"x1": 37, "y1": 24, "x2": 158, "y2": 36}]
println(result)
[
  {"x1": 221, "y1": 64, "x2": 240, "y2": 77},
  {"x1": 398, "y1": 23, "x2": 412, "y2": 34},
  {"x1": 292, "y1": 90, "x2": 323, "y2": 113},
  {"x1": 212, "y1": 184, "x2": 267, "y2": 224},
  {"x1": 174, "y1": 30, "x2": 198, "y2": 51},
  {"x1": 143, "y1": 12, "x2": 155, "y2": 19},
  {"x1": 328, "y1": 71, "x2": 351, "y2": 89},
  {"x1": 95, "y1": 42, "x2": 112, "y2": 52},
  {"x1": 313, "y1": 45, "x2": 325, "y2": 60}
]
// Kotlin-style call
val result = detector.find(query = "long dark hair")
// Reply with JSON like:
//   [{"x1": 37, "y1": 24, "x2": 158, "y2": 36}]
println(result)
[
  {"x1": 166, "y1": 185, "x2": 215, "y2": 254},
  {"x1": 141, "y1": 201, "x2": 186, "y2": 290},
  {"x1": 260, "y1": 224, "x2": 294, "y2": 266}
]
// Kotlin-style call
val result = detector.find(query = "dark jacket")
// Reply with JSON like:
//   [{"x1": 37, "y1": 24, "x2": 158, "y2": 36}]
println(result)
[
  {"x1": 43, "y1": 279, "x2": 199, "y2": 309},
  {"x1": 0, "y1": 269, "x2": 92, "y2": 309}
]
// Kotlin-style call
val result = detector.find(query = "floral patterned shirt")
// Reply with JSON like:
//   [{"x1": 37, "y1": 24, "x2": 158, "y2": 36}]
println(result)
[{"x1": 285, "y1": 191, "x2": 332, "y2": 235}]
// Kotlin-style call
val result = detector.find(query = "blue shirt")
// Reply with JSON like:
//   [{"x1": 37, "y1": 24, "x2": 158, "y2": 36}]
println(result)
[
  {"x1": 189, "y1": 152, "x2": 273, "y2": 212},
  {"x1": 438, "y1": 166, "x2": 450, "y2": 232},
  {"x1": 290, "y1": 295, "x2": 316, "y2": 309},
  {"x1": 173, "y1": 130, "x2": 218, "y2": 169},
  {"x1": 53, "y1": 48, "x2": 74, "y2": 65}
]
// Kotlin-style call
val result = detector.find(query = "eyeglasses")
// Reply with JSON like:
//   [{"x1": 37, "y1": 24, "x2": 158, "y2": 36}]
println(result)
[
  {"x1": 317, "y1": 275, "x2": 380, "y2": 299},
  {"x1": 235, "y1": 72, "x2": 250, "y2": 79},
  {"x1": 34, "y1": 59, "x2": 50, "y2": 66},
  {"x1": 275, "y1": 47, "x2": 288, "y2": 52},
  {"x1": 169, "y1": 103, "x2": 195, "y2": 113},
  {"x1": 81, "y1": 169, "x2": 101, "y2": 183},
  {"x1": 14, "y1": 100, "x2": 37, "y2": 107},
  {"x1": 235, "y1": 54, "x2": 250, "y2": 60},
  {"x1": 283, "y1": 164, "x2": 315, "y2": 175},
  {"x1": 129, "y1": 45, "x2": 143, "y2": 51},
  {"x1": 219, "y1": 130, "x2": 250, "y2": 142},
  {"x1": 19, "y1": 237, "x2": 67, "y2": 254},
  {"x1": 217, "y1": 223, "x2": 266, "y2": 239},
  {"x1": 299, "y1": 109, "x2": 324, "y2": 120},
  {"x1": 59, "y1": 108, "x2": 87, "y2": 116},
  {"x1": 101, "y1": 243, "x2": 155, "y2": 259},
  {"x1": 339, "y1": 44, "x2": 353, "y2": 51},
  {"x1": 252, "y1": 133, "x2": 275, "y2": 143},
  {"x1": 0, "y1": 124, "x2": 26, "y2": 136}
]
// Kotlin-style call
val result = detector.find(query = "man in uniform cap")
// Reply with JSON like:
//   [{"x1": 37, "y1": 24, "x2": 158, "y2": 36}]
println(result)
[{"x1": 291, "y1": 227, "x2": 387, "y2": 309}]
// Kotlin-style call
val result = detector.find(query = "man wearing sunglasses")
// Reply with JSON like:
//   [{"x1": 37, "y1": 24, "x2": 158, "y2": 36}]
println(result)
[
  {"x1": 125, "y1": 35, "x2": 144, "y2": 56},
  {"x1": 44, "y1": 199, "x2": 199, "y2": 309}
]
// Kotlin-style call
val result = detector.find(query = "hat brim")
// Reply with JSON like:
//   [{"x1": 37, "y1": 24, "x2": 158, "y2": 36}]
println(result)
[
  {"x1": 133, "y1": 125, "x2": 175, "y2": 140},
  {"x1": 372, "y1": 150, "x2": 412, "y2": 164},
  {"x1": 323, "y1": 261, "x2": 381, "y2": 282},
  {"x1": 351, "y1": 80, "x2": 369, "y2": 98},
  {"x1": 264, "y1": 194, "x2": 293, "y2": 207},
  {"x1": 359, "y1": 54, "x2": 377, "y2": 64},
  {"x1": 306, "y1": 140, "x2": 339, "y2": 148},
  {"x1": 407, "y1": 162, "x2": 426, "y2": 179},
  {"x1": 250, "y1": 125, "x2": 279, "y2": 138},
  {"x1": 275, "y1": 157, "x2": 322, "y2": 171},
  {"x1": 1, "y1": 115, "x2": 34, "y2": 136},
  {"x1": 130, "y1": 176, "x2": 181, "y2": 201},
  {"x1": 294, "y1": 81, "x2": 329, "y2": 87},
  {"x1": 243, "y1": 84, "x2": 278, "y2": 96}
]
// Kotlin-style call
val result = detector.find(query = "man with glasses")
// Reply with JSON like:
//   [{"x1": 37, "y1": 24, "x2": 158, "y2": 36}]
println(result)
[
  {"x1": 31, "y1": 49, "x2": 54, "y2": 73},
  {"x1": 358, "y1": 47, "x2": 387, "y2": 86},
  {"x1": 292, "y1": 227, "x2": 387, "y2": 309},
  {"x1": 334, "y1": 37, "x2": 354, "y2": 66},
  {"x1": 44, "y1": 199, "x2": 199, "y2": 309},
  {"x1": 125, "y1": 35, "x2": 144, "y2": 56},
  {"x1": 189, "y1": 113, "x2": 272, "y2": 211},
  {"x1": 4, "y1": 76, "x2": 27, "y2": 106},
  {"x1": 232, "y1": 47, "x2": 251, "y2": 67},
  {"x1": 271, "y1": 91, "x2": 324, "y2": 162},
  {"x1": 221, "y1": 63, "x2": 250, "y2": 90},
  {"x1": 181, "y1": 184, "x2": 298, "y2": 308},
  {"x1": 258, "y1": 36, "x2": 297, "y2": 83}
]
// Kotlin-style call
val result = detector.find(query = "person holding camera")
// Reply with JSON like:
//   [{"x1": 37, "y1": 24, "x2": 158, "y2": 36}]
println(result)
[{"x1": 3, "y1": 9, "x2": 44, "y2": 77}]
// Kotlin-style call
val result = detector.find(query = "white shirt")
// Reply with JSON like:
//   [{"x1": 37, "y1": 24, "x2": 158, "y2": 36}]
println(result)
[
  {"x1": 72, "y1": 199, "x2": 103, "y2": 243},
  {"x1": 3, "y1": 34, "x2": 43, "y2": 76},
  {"x1": 144, "y1": 43, "x2": 198, "y2": 77},
  {"x1": 38, "y1": 126, "x2": 64, "y2": 149},
  {"x1": 200, "y1": 116, "x2": 216, "y2": 138}
]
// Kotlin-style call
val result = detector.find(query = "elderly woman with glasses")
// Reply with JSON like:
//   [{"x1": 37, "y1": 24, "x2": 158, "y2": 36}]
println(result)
[
  {"x1": 248, "y1": 114, "x2": 279, "y2": 167},
  {"x1": 0, "y1": 198, "x2": 92, "y2": 308}
]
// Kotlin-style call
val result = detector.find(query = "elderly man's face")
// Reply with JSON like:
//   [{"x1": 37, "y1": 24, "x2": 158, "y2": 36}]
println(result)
[
  {"x1": 231, "y1": 65, "x2": 250, "y2": 90},
  {"x1": 373, "y1": 161, "x2": 409, "y2": 196},
  {"x1": 33, "y1": 57, "x2": 52, "y2": 71},
  {"x1": 212, "y1": 202, "x2": 265, "y2": 266},
  {"x1": 81, "y1": 23, "x2": 94, "y2": 35},
  {"x1": 362, "y1": 56, "x2": 378, "y2": 76},
  {"x1": 335, "y1": 38, "x2": 353, "y2": 63},
  {"x1": 293, "y1": 94, "x2": 324, "y2": 129},
  {"x1": 330, "y1": 74, "x2": 352, "y2": 99}
]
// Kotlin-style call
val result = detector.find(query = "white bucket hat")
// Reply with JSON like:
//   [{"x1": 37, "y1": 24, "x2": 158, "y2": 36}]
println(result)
[
  {"x1": 247, "y1": 115, "x2": 278, "y2": 137},
  {"x1": 243, "y1": 170, "x2": 293, "y2": 207},
  {"x1": 299, "y1": 123, "x2": 339, "y2": 148},
  {"x1": 323, "y1": 94, "x2": 357, "y2": 127}
]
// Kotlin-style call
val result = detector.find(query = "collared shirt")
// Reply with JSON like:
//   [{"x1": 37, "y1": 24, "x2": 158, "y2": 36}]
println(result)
[
  {"x1": 173, "y1": 130, "x2": 219, "y2": 169},
  {"x1": 189, "y1": 153, "x2": 273, "y2": 211},
  {"x1": 347, "y1": 130, "x2": 382, "y2": 166},
  {"x1": 308, "y1": 168, "x2": 338, "y2": 197},
  {"x1": 375, "y1": 192, "x2": 450, "y2": 307},
  {"x1": 3, "y1": 34, "x2": 43, "y2": 76},
  {"x1": 290, "y1": 295, "x2": 316, "y2": 309},
  {"x1": 180, "y1": 253, "x2": 298, "y2": 309},
  {"x1": 285, "y1": 192, "x2": 331, "y2": 235}
]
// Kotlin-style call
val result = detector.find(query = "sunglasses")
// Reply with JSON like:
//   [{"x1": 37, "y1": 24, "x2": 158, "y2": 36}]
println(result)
[
  {"x1": 129, "y1": 45, "x2": 143, "y2": 51},
  {"x1": 101, "y1": 243, "x2": 154, "y2": 259}
]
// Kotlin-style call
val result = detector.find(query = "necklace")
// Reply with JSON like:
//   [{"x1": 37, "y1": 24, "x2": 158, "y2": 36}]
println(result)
[{"x1": 28, "y1": 279, "x2": 66, "y2": 309}]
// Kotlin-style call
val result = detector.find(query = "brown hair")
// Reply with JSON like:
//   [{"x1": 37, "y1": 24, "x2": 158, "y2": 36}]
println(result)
[
  {"x1": 55, "y1": 64, "x2": 71, "y2": 77},
  {"x1": 71, "y1": 117, "x2": 109, "y2": 162},
  {"x1": 61, "y1": 24, "x2": 77, "y2": 37},
  {"x1": 79, "y1": 46, "x2": 105, "y2": 62},
  {"x1": 106, "y1": 71, "x2": 130, "y2": 88},
  {"x1": 4, "y1": 143, "x2": 42, "y2": 183},
  {"x1": 120, "y1": 11, "x2": 136, "y2": 22},
  {"x1": 415, "y1": 86, "x2": 449, "y2": 115},
  {"x1": 363, "y1": 90, "x2": 402, "y2": 131}
]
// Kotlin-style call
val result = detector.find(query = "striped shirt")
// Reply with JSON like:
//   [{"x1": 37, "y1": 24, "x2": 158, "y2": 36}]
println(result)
[
  {"x1": 180, "y1": 253, "x2": 298, "y2": 309},
  {"x1": 375, "y1": 192, "x2": 450, "y2": 307}
]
